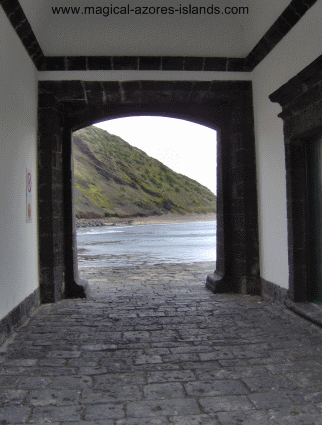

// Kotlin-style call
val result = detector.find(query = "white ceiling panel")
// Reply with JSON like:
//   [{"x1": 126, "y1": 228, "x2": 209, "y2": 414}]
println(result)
[{"x1": 19, "y1": 0, "x2": 291, "y2": 57}]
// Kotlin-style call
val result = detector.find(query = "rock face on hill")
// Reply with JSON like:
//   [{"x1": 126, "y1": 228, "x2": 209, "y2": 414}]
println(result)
[{"x1": 73, "y1": 126, "x2": 216, "y2": 219}]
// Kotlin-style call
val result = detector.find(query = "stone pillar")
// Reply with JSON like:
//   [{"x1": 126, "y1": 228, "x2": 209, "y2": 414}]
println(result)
[
  {"x1": 62, "y1": 125, "x2": 87, "y2": 298},
  {"x1": 206, "y1": 84, "x2": 260, "y2": 295},
  {"x1": 38, "y1": 88, "x2": 86, "y2": 303},
  {"x1": 38, "y1": 102, "x2": 65, "y2": 303}
]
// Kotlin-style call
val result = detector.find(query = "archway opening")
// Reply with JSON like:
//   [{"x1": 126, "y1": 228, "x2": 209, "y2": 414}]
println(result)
[
  {"x1": 72, "y1": 116, "x2": 217, "y2": 271},
  {"x1": 38, "y1": 79, "x2": 259, "y2": 303}
]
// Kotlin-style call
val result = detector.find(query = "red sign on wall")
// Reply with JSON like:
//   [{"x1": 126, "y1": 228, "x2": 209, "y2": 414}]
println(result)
[{"x1": 26, "y1": 168, "x2": 32, "y2": 223}]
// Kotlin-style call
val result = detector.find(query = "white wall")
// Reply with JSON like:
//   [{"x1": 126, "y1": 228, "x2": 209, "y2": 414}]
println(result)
[
  {"x1": 253, "y1": 1, "x2": 322, "y2": 289},
  {"x1": 0, "y1": 7, "x2": 39, "y2": 320}
]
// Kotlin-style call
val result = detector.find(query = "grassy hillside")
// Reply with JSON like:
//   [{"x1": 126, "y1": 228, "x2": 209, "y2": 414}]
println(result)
[{"x1": 72, "y1": 126, "x2": 216, "y2": 219}]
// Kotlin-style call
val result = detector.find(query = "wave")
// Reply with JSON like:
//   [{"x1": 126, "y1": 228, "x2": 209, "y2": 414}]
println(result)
[{"x1": 77, "y1": 229, "x2": 125, "y2": 235}]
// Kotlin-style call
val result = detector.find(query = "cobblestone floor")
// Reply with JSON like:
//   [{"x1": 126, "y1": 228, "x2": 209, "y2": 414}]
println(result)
[{"x1": 2, "y1": 262, "x2": 322, "y2": 424}]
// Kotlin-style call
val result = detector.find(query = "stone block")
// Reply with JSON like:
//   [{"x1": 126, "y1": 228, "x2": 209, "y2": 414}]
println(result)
[
  {"x1": 0, "y1": 406, "x2": 31, "y2": 424},
  {"x1": 248, "y1": 391, "x2": 293, "y2": 409},
  {"x1": 226, "y1": 58, "x2": 246, "y2": 71},
  {"x1": 265, "y1": 25, "x2": 284, "y2": 48},
  {"x1": 113, "y1": 56, "x2": 138, "y2": 70},
  {"x1": 199, "y1": 395, "x2": 253, "y2": 413},
  {"x1": 144, "y1": 382, "x2": 184, "y2": 399},
  {"x1": 87, "y1": 56, "x2": 112, "y2": 70},
  {"x1": 84, "y1": 403, "x2": 125, "y2": 420},
  {"x1": 204, "y1": 57, "x2": 228, "y2": 71},
  {"x1": 185, "y1": 380, "x2": 248, "y2": 397},
  {"x1": 139, "y1": 56, "x2": 162, "y2": 70},
  {"x1": 30, "y1": 405, "x2": 81, "y2": 422},
  {"x1": 44, "y1": 56, "x2": 66, "y2": 71},
  {"x1": 126, "y1": 398, "x2": 200, "y2": 418},
  {"x1": 27, "y1": 389, "x2": 80, "y2": 406},
  {"x1": 162, "y1": 57, "x2": 185, "y2": 70},
  {"x1": 184, "y1": 57, "x2": 204, "y2": 71},
  {"x1": 281, "y1": 6, "x2": 301, "y2": 27},
  {"x1": 217, "y1": 410, "x2": 275, "y2": 425},
  {"x1": 66, "y1": 56, "x2": 87, "y2": 70}
]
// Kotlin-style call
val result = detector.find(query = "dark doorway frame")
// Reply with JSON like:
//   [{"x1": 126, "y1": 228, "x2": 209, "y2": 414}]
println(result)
[
  {"x1": 38, "y1": 80, "x2": 260, "y2": 303},
  {"x1": 270, "y1": 55, "x2": 322, "y2": 302},
  {"x1": 305, "y1": 135, "x2": 322, "y2": 303}
]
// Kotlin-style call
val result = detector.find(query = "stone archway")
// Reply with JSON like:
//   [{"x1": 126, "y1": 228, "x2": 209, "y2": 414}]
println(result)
[{"x1": 38, "y1": 80, "x2": 259, "y2": 303}]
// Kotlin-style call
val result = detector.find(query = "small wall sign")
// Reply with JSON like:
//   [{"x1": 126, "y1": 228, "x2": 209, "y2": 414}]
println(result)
[{"x1": 26, "y1": 168, "x2": 32, "y2": 223}]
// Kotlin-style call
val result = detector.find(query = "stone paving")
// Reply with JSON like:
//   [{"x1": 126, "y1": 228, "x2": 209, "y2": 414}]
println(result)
[{"x1": 2, "y1": 262, "x2": 322, "y2": 424}]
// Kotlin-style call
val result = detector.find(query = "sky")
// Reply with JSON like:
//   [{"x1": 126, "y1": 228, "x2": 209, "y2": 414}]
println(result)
[{"x1": 94, "y1": 116, "x2": 217, "y2": 194}]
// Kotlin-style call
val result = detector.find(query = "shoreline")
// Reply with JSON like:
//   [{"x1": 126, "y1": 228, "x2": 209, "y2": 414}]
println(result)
[{"x1": 76, "y1": 212, "x2": 216, "y2": 228}]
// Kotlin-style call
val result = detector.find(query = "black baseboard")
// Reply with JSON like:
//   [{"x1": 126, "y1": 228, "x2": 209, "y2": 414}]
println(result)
[
  {"x1": 0, "y1": 288, "x2": 40, "y2": 345},
  {"x1": 261, "y1": 277, "x2": 288, "y2": 304}
]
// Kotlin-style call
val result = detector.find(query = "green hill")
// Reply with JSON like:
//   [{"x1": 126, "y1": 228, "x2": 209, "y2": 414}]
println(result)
[{"x1": 72, "y1": 126, "x2": 216, "y2": 219}]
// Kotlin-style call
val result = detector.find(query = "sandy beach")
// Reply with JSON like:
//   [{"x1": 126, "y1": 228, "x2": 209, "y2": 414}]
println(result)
[
  {"x1": 76, "y1": 212, "x2": 216, "y2": 228},
  {"x1": 120, "y1": 212, "x2": 217, "y2": 226},
  {"x1": 104, "y1": 212, "x2": 216, "y2": 227}
]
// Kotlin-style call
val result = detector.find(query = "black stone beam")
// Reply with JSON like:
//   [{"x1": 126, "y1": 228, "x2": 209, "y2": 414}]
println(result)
[{"x1": 1, "y1": 0, "x2": 318, "y2": 72}]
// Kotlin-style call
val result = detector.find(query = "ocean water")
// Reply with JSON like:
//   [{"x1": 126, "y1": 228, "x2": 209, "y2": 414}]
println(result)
[{"x1": 77, "y1": 220, "x2": 216, "y2": 268}]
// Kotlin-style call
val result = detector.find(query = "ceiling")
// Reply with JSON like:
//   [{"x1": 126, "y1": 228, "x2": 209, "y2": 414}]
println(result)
[{"x1": 18, "y1": 0, "x2": 291, "y2": 57}]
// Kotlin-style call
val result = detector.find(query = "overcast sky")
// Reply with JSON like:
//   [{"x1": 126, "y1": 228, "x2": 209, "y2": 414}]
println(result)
[{"x1": 94, "y1": 116, "x2": 217, "y2": 194}]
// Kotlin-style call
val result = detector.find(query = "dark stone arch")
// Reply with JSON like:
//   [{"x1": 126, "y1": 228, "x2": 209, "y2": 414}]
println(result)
[{"x1": 38, "y1": 80, "x2": 259, "y2": 303}]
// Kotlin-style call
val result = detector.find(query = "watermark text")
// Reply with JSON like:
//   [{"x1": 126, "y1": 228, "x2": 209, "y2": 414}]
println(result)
[{"x1": 51, "y1": 4, "x2": 249, "y2": 17}]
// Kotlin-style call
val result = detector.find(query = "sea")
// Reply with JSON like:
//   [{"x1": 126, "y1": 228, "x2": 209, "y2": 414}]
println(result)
[{"x1": 77, "y1": 220, "x2": 216, "y2": 268}]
